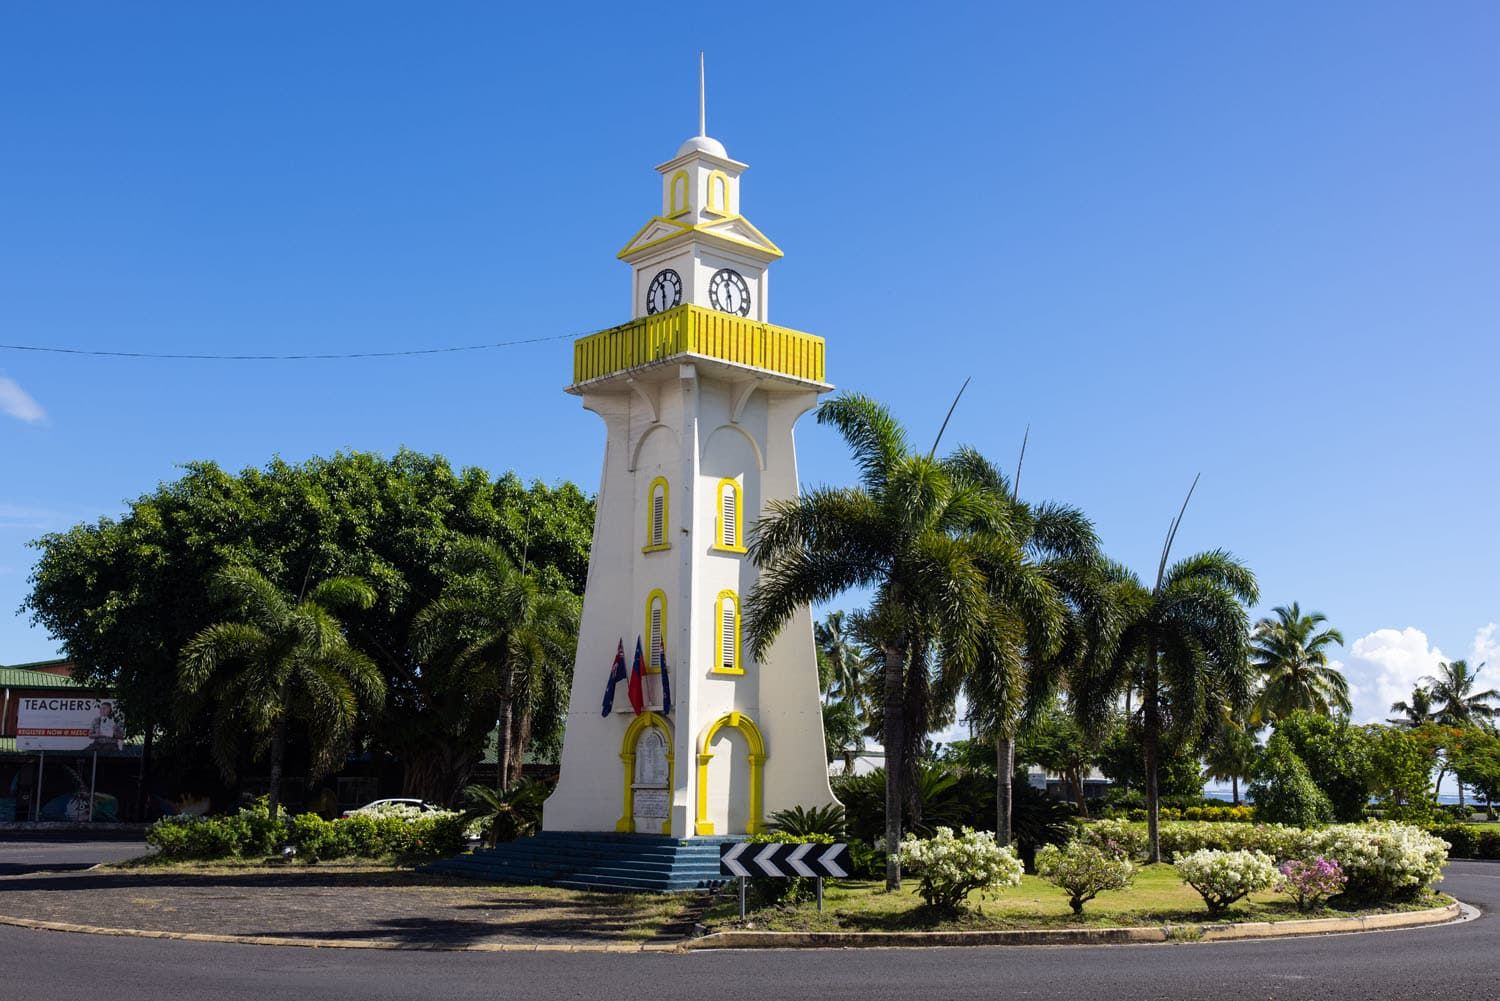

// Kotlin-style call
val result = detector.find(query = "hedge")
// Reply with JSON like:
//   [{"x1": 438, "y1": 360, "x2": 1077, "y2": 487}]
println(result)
[{"x1": 147, "y1": 805, "x2": 467, "y2": 862}]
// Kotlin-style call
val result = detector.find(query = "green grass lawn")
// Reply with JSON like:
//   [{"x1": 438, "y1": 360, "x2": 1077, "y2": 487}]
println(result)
[{"x1": 702, "y1": 864, "x2": 1449, "y2": 934}]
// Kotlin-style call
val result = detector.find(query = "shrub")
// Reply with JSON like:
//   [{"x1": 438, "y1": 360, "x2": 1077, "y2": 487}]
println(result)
[
  {"x1": 1174, "y1": 849, "x2": 1280, "y2": 916},
  {"x1": 768, "y1": 803, "x2": 846, "y2": 838},
  {"x1": 1076, "y1": 819, "x2": 1149, "y2": 860},
  {"x1": 1426, "y1": 823, "x2": 1500, "y2": 860},
  {"x1": 1311, "y1": 822, "x2": 1448, "y2": 901},
  {"x1": 1248, "y1": 735, "x2": 1334, "y2": 827},
  {"x1": 146, "y1": 815, "x2": 200, "y2": 858},
  {"x1": 285, "y1": 812, "x2": 346, "y2": 861},
  {"x1": 1035, "y1": 841, "x2": 1134, "y2": 915},
  {"x1": 1278, "y1": 857, "x2": 1346, "y2": 911},
  {"x1": 899, "y1": 826, "x2": 1024, "y2": 913}
]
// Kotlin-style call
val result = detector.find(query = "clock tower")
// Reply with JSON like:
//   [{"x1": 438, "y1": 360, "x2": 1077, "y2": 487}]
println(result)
[{"x1": 535, "y1": 91, "x2": 840, "y2": 867}]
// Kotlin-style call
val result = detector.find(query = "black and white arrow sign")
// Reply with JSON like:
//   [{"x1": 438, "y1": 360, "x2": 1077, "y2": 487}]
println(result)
[{"x1": 720, "y1": 841, "x2": 851, "y2": 878}]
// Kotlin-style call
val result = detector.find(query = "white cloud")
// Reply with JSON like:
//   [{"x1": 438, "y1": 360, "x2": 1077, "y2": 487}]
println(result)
[
  {"x1": 0, "y1": 374, "x2": 46, "y2": 424},
  {"x1": 1469, "y1": 623, "x2": 1500, "y2": 669},
  {"x1": 1339, "y1": 627, "x2": 1448, "y2": 725}
]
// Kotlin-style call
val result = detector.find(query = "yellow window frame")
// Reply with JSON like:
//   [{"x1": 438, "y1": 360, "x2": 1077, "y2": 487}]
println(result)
[
  {"x1": 713, "y1": 589, "x2": 743, "y2": 675},
  {"x1": 712, "y1": 477, "x2": 747, "y2": 553},
  {"x1": 643, "y1": 589, "x2": 666, "y2": 675},
  {"x1": 643, "y1": 476, "x2": 670, "y2": 553}
]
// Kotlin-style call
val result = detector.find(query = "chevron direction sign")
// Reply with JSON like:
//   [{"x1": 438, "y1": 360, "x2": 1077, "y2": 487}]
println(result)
[{"x1": 719, "y1": 841, "x2": 851, "y2": 878}]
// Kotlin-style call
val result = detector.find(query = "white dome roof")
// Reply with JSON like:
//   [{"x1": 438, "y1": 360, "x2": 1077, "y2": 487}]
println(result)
[{"x1": 676, "y1": 134, "x2": 728, "y2": 158}]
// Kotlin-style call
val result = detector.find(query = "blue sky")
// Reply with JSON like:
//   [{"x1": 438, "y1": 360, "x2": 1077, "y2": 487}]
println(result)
[{"x1": 2, "y1": 3, "x2": 1497, "y2": 726}]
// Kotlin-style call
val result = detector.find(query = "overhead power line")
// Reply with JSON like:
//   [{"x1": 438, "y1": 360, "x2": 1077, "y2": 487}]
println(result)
[{"x1": 0, "y1": 331, "x2": 581, "y2": 361}]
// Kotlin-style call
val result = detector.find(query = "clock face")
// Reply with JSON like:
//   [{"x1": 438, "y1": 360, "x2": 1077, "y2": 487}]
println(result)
[
  {"x1": 645, "y1": 269, "x2": 683, "y2": 315},
  {"x1": 708, "y1": 268, "x2": 752, "y2": 317}
]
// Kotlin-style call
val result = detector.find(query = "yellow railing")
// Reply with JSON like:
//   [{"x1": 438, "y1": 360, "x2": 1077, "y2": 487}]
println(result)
[{"x1": 572, "y1": 305, "x2": 826, "y2": 386}]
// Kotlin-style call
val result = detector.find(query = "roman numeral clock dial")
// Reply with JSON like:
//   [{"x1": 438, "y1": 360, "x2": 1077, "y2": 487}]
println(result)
[
  {"x1": 646, "y1": 269, "x2": 683, "y2": 315},
  {"x1": 708, "y1": 268, "x2": 751, "y2": 317}
]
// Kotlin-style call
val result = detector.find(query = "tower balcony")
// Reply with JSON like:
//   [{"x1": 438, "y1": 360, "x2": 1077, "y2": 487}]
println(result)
[{"x1": 569, "y1": 305, "x2": 828, "y2": 392}]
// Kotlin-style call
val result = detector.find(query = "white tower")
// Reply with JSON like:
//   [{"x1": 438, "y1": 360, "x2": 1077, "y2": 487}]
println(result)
[{"x1": 543, "y1": 92, "x2": 838, "y2": 840}]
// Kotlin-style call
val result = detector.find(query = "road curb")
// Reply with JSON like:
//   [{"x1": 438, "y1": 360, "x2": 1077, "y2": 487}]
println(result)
[
  {"x1": 0, "y1": 901, "x2": 1460, "y2": 954},
  {"x1": 683, "y1": 901, "x2": 1463, "y2": 950},
  {"x1": 0, "y1": 913, "x2": 683, "y2": 953}
]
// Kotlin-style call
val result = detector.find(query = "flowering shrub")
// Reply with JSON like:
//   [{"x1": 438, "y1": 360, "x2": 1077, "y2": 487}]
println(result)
[
  {"x1": 1310, "y1": 822, "x2": 1448, "y2": 900},
  {"x1": 1278, "y1": 857, "x2": 1346, "y2": 911},
  {"x1": 1174, "y1": 849, "x2": 1280, "y2": 916},
  {"x1": 1077, "y1": 820, "x2": 1148, "y2": 860},
  {"x1": 1036, "y1": 841, "x2": 1134, "y2": 915},
  {"x1": 900, "y1": 826, "x2": 1024, "y2": 912}
]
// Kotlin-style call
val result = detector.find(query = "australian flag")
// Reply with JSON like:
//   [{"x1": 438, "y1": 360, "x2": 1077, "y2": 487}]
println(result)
[{"x1": 600, "y1": 638, "x2": 627, "y2": 717}]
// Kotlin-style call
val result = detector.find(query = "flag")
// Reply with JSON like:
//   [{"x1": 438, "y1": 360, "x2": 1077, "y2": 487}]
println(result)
[
  {"x1": 659, "y1": 634, "x2": 673, "y2": 715},
  {"x1": 627, "y1": 637, "x2": 646, "y2": 715},
  {"x1": 600, "y1": 639, "x2": 627, "y2": 717}
]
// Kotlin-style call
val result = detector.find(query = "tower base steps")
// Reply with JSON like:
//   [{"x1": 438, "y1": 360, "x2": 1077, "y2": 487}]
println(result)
[{"x1": 426, "y1": 830, "x2": 740, "y2": 893}]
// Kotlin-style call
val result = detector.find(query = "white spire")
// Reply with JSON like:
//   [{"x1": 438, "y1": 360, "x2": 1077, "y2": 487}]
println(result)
[{"x1": 698, "y1": 51, "x2": 706, "y2": 138}]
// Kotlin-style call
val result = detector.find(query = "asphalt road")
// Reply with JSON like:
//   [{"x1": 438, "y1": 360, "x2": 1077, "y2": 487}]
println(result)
[
  {"x1": 0, "y1": 837, "x2": 150, "y2": 875},
  {"x1": 0, "y1": 860, "x2": 1493, "y2": 1001}
]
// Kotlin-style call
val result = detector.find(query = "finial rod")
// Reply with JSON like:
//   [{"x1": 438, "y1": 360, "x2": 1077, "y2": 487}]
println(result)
[{"x1": 698, "y1": 51, "x2": 706, "y2": 137}]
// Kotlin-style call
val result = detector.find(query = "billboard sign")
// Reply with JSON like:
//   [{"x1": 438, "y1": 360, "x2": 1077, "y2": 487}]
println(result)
[{"x1": 16, "y1": 696, "x2": 125, "y2": 752}]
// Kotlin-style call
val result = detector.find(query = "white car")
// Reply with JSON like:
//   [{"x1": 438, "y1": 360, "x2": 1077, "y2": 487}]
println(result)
[{"x1": 340, "y1": 798, "x2": 442, "y2": 819}]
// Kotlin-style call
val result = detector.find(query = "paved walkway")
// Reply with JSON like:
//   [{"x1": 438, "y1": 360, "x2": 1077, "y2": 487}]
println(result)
[{"x1": 0, "y1": 864, "x2": 695, "y2": 949}]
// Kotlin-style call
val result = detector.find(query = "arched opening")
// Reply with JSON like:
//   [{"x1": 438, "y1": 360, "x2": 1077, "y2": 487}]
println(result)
[
  {"x1": 707, "y1": 170, "x2": 730, "y2": 215},
  {"x1": 668, "y1": 171, "x2": 690, "y2": 216},
  {"x1": 617, "y1": 712, "x2": 673, "y2": 834},
  {"x1": 694, "y1": 711, "x2": 765, "y2": 836}
]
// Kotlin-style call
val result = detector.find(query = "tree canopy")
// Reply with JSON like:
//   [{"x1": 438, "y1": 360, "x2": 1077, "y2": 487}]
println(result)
[{"x1": 25, "y1": 449, "x2": 593, "y2": 803}]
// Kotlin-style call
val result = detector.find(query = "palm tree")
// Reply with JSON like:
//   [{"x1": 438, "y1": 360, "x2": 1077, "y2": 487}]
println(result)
[
  {"x1": 1248, "y1": 603, "x2": 1348, "y2": 724},
  {"x1": 179, "y1": 566, "x2": 385, "y2": 819},
  {"x1": 1388, "y1": 685, "x2": 1435, "y2": 728},
  {"x1": 1074, "y1": 496, "x2": 1258, "y2": 862},
  {"x1": 413, "y1": 536, "x2": 579, "y2": 793},
  {"x1": 1203, "y1": 721, "x2": 1258, "y2": 806},
  {"x1": 816, "y1": 611, "x2": 868, "y2": 712},
  {"x1": 938, "y1": 447, "x2": 1112, "y2": 845},
  {"x1": 747, "y1": 394, "x2": 1046, "y2": 890},
  {"x1": 1422, "y1": 660, "x2": 1500, "y2": 728}
]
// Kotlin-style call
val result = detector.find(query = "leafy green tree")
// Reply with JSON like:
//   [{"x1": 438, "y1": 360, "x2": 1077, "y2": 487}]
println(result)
[
  {"x1": 1364, "y1": 723, "x2": 1434, "y2": 818},
  {"x1": 1249, "y1": 603, "x2": 1348, "y2": 724},
  {"x1": 1271, "y1": 711, "x2": 1370, "y2": 822},
  {"x1": 1451, "y1": 728, "x2": 1500, "y2": 817},
  {"x1": 25, "y1": 451, "x2": 593, "y2": 804},
  {"x1": 1247, "y1": 731, "x2": 1333, "y2": 826},
  {"x1": 1016, "y1": 704, "x2": 1096, "y2": 815},
  {"x1": 747, "y1": 395, "x2": 1052, "y2": 888},
  {"x1": 1097, "y1": 718, "x2": 1206, "y2": 800},
  {"x1": 413, "y1": 536, "x2": 579, "y2": 793},
  {"x1": 1075, "y1": 539, "x2": 1258, "y2": 861},
  {"x1": 178, "y1": 567, "x2": 385, "y2": 818},
  {"x1": 1203, "y1": 721, "x2": 1259, "y2": 806},
  {"x1": 1421, "y1": 660, "x2": 1499, "y2": 728}
]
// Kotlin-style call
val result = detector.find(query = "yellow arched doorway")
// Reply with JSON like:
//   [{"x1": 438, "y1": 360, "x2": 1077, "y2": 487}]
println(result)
[
  {"x1": 694, "y1": 711, "x2": 765, "y2": 836},
  {"x1": 616, "y1": 711, "x2": 673, "y2": 834}
]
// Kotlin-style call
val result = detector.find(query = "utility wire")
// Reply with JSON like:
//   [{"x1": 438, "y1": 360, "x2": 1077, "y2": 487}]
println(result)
[{"x1": 0, "y1": 330, "x2": 581, "y2": 361}]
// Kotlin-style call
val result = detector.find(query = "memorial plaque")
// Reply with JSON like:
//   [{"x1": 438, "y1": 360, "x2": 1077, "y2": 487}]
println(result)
[
  {"x1": 632, "y1": 787, "x2": 670, "y2": 819},
  {"x1": 634, "y1": 729, "x2": 669, "y2": 786}
]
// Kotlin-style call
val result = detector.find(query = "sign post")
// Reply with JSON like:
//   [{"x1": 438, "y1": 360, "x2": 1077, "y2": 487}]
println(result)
[
  {"x1": 35, "y1": 752, "x2": 44, "y2": 822},
  {"x1": 720, "y1": 841, "x2": 851, "y2": 919},
  {"x1": 88, "y1": 752, "x2": 98, "y2": 823}
]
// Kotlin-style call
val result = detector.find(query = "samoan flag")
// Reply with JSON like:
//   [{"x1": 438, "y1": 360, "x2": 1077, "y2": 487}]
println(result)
[
  {"x1": 600, "y1": 638, "x2": 627, "y2": 717},
  {"x1": 659, "y1": 634, "x2": 673, "y2": 715},
  {"x1": 627, "y1": 637, "x2": 646, "y2": 715}
]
